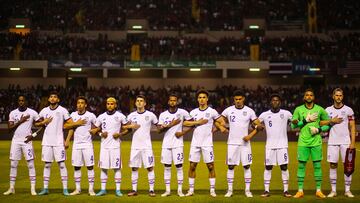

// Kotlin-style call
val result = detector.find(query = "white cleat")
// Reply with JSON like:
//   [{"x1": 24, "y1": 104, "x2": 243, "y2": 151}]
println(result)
[
  {"x1": 161, "y1": 191, "x2": 171, "y2": 197},
  {"x1": 344, "y1": 191, "x2": 354, "y2": 198},
  {"x1": 210, "y1": 191, "x2": 216, "y2": 197},
  {"x1": 224, "y1": 190, "x2": 233, "y2": 197},
  {"x1": 327, "y1": 191, "x2": 337, "y2": 197},
  {"x1": 185, "y1": 191, "x2": 194, "y2": 196},
  {"x1": 245, "y1": 190, "x2": 253, "y2": 198},
  {"x1": 31, "y1": 190, "x2": 37, "y2": 196},
  {"x1": 177, "y1": 191, "x2": 185, "y2": 197},
  {"x1": 70, "y1": 189, "x2": 81, "y2": 196},
  {"x1": 88, "y1": 189, "x2": 96, "y2": 196},
  {"x1": 3, "y1": 188, "x2": 15, "y2": 195}
]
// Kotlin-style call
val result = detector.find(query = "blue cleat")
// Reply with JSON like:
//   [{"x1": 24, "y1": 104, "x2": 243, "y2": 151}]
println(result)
[
  {"x1": 38, "y1": 188, "x2": 49, "y2": 195},
  {"x1": 115, "y1": 190, "x2": 123, "y2": 197},
  {"x1": 63, "y1": 189, "x2": 70, "y2": 196},
  {"x1": 96, "y1": 190, "x2": 107, "y2": 196}
]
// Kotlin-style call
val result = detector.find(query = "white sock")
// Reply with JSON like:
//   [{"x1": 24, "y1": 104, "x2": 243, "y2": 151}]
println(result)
[
  {"x1": 9, "y1": 160, "x2": 18, "y2": 188},
  {"x1": 148, "y1": 170, "x2": 155, "y2": 191},
  {"x1": 344, "y1": 174, "x2": 352, "y2": 192},
  {"x1": 27, "y1": 160, "x2": 36, "y2": 189},
  {"x1": 227, "y1": 169, "x2": 234, "y2": 192},
  {"x1": 264, "y1": 169, "x2": 271, "y2": 192},
  {"x1": 43, "y1": 162, "x2": 51, "y2": 189},
  {"x1": 281, "y1": 170, "x2": 289, "y2": 192},
  {"x1": 74, "y1": 170, "x2": 81, "y2": 191},
  {"x1": 188, "y1": 178, "x2": 195, "y2": 192},
  {"x1": 59, "y1": 162, "x2": 68, "y2": 189},
  {"x1": 100, "y1": 169, "x2": 108, "y2": 190},
  {"x1": 87, "y1": 169, "x2": 95, "y2": 191},
  {"x1": 131, "y1": 170, "x2": 138, "y2": 191},
  {"x1": 209, "y1": 178, "x2": 215, "y2": 192},
  {"x1": 164, "y1": 167, "x2": 171, "y2": 192},
  {"x1": 244, "y1": 168, "x2": 251, "y2": 191},
  {"x1": 176, "y1": 167, "x2": 183, "y2": 191},
  {"x1": 114, "y1": 169, "x2": 121, "y2": 191},
  {"x1": 329, "y1": 168, "x2": 337, "y2": 192}
]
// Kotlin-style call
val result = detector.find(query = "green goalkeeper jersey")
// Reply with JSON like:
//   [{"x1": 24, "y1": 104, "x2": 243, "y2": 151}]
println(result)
[{"x1": 292, "y1": 104, "x2": 329, "y2": 147}]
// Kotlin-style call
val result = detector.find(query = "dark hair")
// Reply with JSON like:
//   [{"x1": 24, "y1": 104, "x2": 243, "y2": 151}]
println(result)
[
  {"x1": 304, "y1": 88, "x2": 315, "y2": 95},
  {"x1": 136, "y1": 94, "x2": 146, "y2": 102},
  {"x1": 49, "y1": 91, "x2": 59, "y2": 97},
  {"x1": 169, "y1": 93, "x2": 178, "y2": 99},
  {"x1": 270, "y1": 93, "x2": 281, "y2": 101},
  {"x1": 18, "y1": 94, "x2": 27, "y2": 100},
  {"x1": 332, "y1": 88, "x2": 343, "y2": 95},
  {"x1": 76, "y1": 96, "x2": 88, "y2": 103},
  {"x1": 196, "y1": 89, "x2": 209, "y2": 98},
  {"x1": 233, "y1": 90, "x2": 245, "y2": 97}
]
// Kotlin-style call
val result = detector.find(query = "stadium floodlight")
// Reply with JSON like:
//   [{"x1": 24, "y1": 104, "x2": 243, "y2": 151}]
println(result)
[
  {"x1": 190, "y1": 68, "x2": 201, "y2": 72},
  {"x1": 10, "y1": 67, "x2": 21, "y2": 71},
  {"x1": 15, "y1": 24, "x2": 25, "y2": 28},
  {"x1": 70, "y1": 68, "x2": 82, "y2": 72},
  {"x1": 130, "y1": 68, "x2": 141, "y2": 71},
  {"x1": 249, "y1": 68, "x2": 260, "y2": 72},
  {"x1": 132, "y1": 25, "x2": 143, "y2": 30},
  {"x1": 249, "y1": 25, "x2": 259, "y2": 29},
  {"x1": 309, "y1": 67, "x2": 320, "y2": 72}
]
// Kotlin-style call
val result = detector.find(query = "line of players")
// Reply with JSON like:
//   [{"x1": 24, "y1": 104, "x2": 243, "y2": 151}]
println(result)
[{"x1": 3, "y1": 88, "x2": 356, "y2": 198}]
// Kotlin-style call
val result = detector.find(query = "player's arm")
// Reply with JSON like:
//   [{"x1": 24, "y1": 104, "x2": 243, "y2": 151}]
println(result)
[
  {"x1": 157, "y1": 118, "x2": 181, "y2": 133},
  {"x1": 63, "y1": 118, "x2": 86, "y2": 130},
  {"x1": 8, "y1": 114, "x2": 30, "y2": 132},
  {"x1": 183, "y1": 118, "x2": 208, "y2": 127},
  {"x1": 243, "y1": 118, "x2": 263, "y2": 141},
  {"x1": 214, "y1": 116, "x2": 229, "y2": 133},
  {"x1": 349, "y1": 117, "x2": 356, "y2": 149},
  {"x1": 35, "y1": 117, "x2": 53, "y2": 127},
  {"x1": 64, "y1": 129, "x2": 74, "y2": 149},
  {"x1": 175, "y1": 126, "x2": 193, "y2": 138},
  {"x1": 24, "y1": 126, "x2": 44, "y2": 143}
]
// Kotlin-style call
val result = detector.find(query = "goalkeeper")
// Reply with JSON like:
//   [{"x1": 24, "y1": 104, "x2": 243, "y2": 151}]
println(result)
[{"x1": 291, "y1": 89, "x2": 342, "y2": 198}]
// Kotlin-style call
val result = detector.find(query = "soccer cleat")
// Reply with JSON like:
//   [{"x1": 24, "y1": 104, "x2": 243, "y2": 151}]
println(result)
[
  {"x1": 31, "y1": 189, "x2": 37, "y2": 196},
  {"x1": 315, "y1": 191, "x2": 326, "y2": 198},
  {"x1": 70, "y1": 189, "x2": 81, "y2": 196},
  {"x1": 210, "y1": 191, "x2": 216, "y2": 197},
  {"x1": 293, "y1": 191, "x2": 304, "y2": 198},
  {"x1": 127, "y1": 190, "x2": 137, "y2": 197},
  {"x1": 37, "y1": 188, "x2": 49, "y2": 196},
  {"x1": 161, "y1": 191, "x2": 171, "y2": 197},
  {"x1": 63, "y1": 189, "x2": 70, "y2": 196},
  {"x1": 96, "y1": 190, "x2": 107, "y2": 196},
  {"x1": 224, "y1": 190, "x2": 233, "y2": 197},
  {"x1": 115, "y1": 190, "x2": 123, "y2": 197},
  {"x1": 327, "y1": 191, "x2": 337, "y2": 197},
  {"x1": 261, "y1": 191, "x2": 270, "y2": 197},
  {"x1": 177, "y1": 190, "x2": 185, "y2": 197},
  {"x1": 344, "y1": 191, "x2": 354, "y2": 198},
  {"x1": 88, "y1": 189, "x2": 96, "y2": 196},
  {"x1": 149, "y1": 190, "x2": 156, "y2": 197},
  {"x1": 283, "y1": 191, "x2": 292, "y2": 197},
  {"x1": 185, "y1": 191, "x2": 194, "y2": 196},
  {"x1": 245, "y1": 190, "x2": 253, "y2": 198},
  {"x1": 3, "y1": 188, "x2": 15, "y2": 195}
]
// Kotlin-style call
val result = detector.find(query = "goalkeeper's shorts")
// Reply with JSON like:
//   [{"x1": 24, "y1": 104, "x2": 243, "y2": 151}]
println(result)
[{"x1": 297, "y1": 145, "x2": 322, "y2": 162}]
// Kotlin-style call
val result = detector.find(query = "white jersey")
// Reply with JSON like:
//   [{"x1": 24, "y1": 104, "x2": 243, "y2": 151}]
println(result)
[
  {"x1": 259, "y1": 109, "x2": 292, "y2": 149},
  {"x1": 39, "y1": 105, "x2": 70, "y2": 146},
  {"x1": 221, "y1": 105, "x2": 257, "y2": 145},
  {"x1": 127, "y1": 110, "x2": 158, "y2": 150},
  {"x1": 9, "y1": 108, "x2": 40, "y2": 143},
  {"x1": 70, "y1": 111, "x2": 96, "y2": 149},
  {"x1": 326, "y1": 105, "x2": 355, "y2": 145},
  {"x1": 158, "y1": 108, "x2": 191, "y2": 148},
  {"x1": 95, "y1": 111, "x2": 127, "y2": 149},
  {"x1": 190, "y1": 107, "x2": 220, "y2": 147}
]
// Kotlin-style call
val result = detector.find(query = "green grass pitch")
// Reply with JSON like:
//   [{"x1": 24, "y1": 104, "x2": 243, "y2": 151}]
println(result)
[{"x1": 0, "y1": 141, "x2": 359, "y2": 202}]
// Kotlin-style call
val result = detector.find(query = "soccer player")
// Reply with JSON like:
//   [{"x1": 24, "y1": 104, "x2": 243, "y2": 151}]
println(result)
[
  {"x1": 64, "y1": 96, "x2": 97, "y2": 196},
  {"x1": 183, "y1": 89, "x2": 227, "y2": 197},
  {"x1": 4, "y1": 95, "x2": 40, "y2": 195},
  {"x1": 127, "y1": 95, "x2": 159, "y2": 197},
  {"x1": 258, "y1": 94, "x2": 292, "y2": 197},
  {"x1": 220, "y1": 90, "x2": 262, "y2": 198},
  {"x1": 326, "y1": 88, "x2": 356, "y2": 198},
  {"x1": 291, "y1": 88, "x2": 342, "y2": 198},
  {"x1": 92, "y1": 97, "x2": 128, "y2": 197},
  {"x1": 157, "y1": 94, "x2": 191, "y2": 197}
]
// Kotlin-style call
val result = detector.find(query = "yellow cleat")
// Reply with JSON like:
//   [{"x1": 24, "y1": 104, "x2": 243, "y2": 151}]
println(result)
[
  {"x1": 316, "y1": 191, "x2": 326, "y2": 198},
  {"x1": 293, "y1": 191, "x2": 304, "y2": 198}
]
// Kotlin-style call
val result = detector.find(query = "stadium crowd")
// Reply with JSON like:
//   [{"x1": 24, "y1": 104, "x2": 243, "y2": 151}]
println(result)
[{"x1": 1, "y1": 84, "x2": 359, "y2": 124}]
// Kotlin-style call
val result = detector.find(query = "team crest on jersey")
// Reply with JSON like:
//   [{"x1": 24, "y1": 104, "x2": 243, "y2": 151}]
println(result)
[
  {"x1": 176, "y1": 114, "x2": 180, "y2": 118},
  {"x1": 145, "y1": 116, "x2": 149, "y2": 121},
  {"x1": 205, "y1": 113, "x2": 210, "y2": 118},
  {"x1": 341, "y1": 111, "x2": 346, "y2": 116},
  {"x1": 280, "y1": 114, "x2": 284, "y2": 119},
  {"x1": 243, "y1": 111, "x2": 247, "y2": 116}
]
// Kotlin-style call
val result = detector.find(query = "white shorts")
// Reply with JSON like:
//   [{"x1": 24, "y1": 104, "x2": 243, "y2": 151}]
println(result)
[
  {"x1": 189, "y1": 146, "x2": 214, "y2": 163},
  {"x1": 161, "y1": 147, "x2": 184, "y2": 165},
  {"x1": 227, "y1": 144, "x2": 252, "y2": 166},
  {"x1": 129, "y1": 149, "x2": 155, "y2": 168},
  {"x1": 265, "y1": 148, "x2": 289, "y2": 166},
  {"x1": 99, "y1": 148, "x2": 121, "y2": 169},
  {"x1": 42, "y1": 145, "x2": 66, "y2": 162},
  {"x1": 10, "y1": 142, "x2": 35, "y2": 161},
  {"x1": 327, "y1": 144, "x2": 348, "y2": 163},
  {"x1": 72, "y1": 148, "x2": 95, "y2": 167}
]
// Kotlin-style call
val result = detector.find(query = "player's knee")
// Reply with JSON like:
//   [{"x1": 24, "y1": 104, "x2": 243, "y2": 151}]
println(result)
[
  {"x1": 58, "y1": 161, "x2": 65, "y2": 169},
  {"x1": 87, "y1": 166, "x2": 94, "y2": 170},
  {"x1": 280, "y1": 164, "x2": 288, "y2": 171},
  {"x1": 313, "y1": 161, "x2": 321, "y2": 169},
  {"x1": 207, "y1": 163, "x2": 215, "y2": 171},
  {"x1": 189, "y1": 162, "x2": 197, "y2": 171},
  {"x1": 164, "y1": 164, "x2": 172, "y2": 168},
  {"x1": 147, "y1": 167, "x2": 154, "y2": 172},
  {"x1": 175, "y1": 164, "x2": 183, "y2": 168},
  {"x1": 45, "y1": 162, "x2": 52, "y2": 168},
  {"x1": 74, "y1": 166, "x2": 81, "y2": 171},
  {"x1": 330, "y1": 163, "x2": 338, "y2": 169},
  {"x1": 265, "y1": 165, "x2": 273, "y2": 170},
  {"x1": 132, "y1": 167, "x2": 138, "y2": 171},
  {"x1": 10, "y1": 160, "x2": 18, "y2": 168},
  {"x1": 228, "y1": 165, "x2": 235, "y2": 170},
  {"x1": 27, "y1": 160, "x2": 34, "y2": 169},
  {"x1": 243, "y1": 165, "x2": 250, "y2": 170}
]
